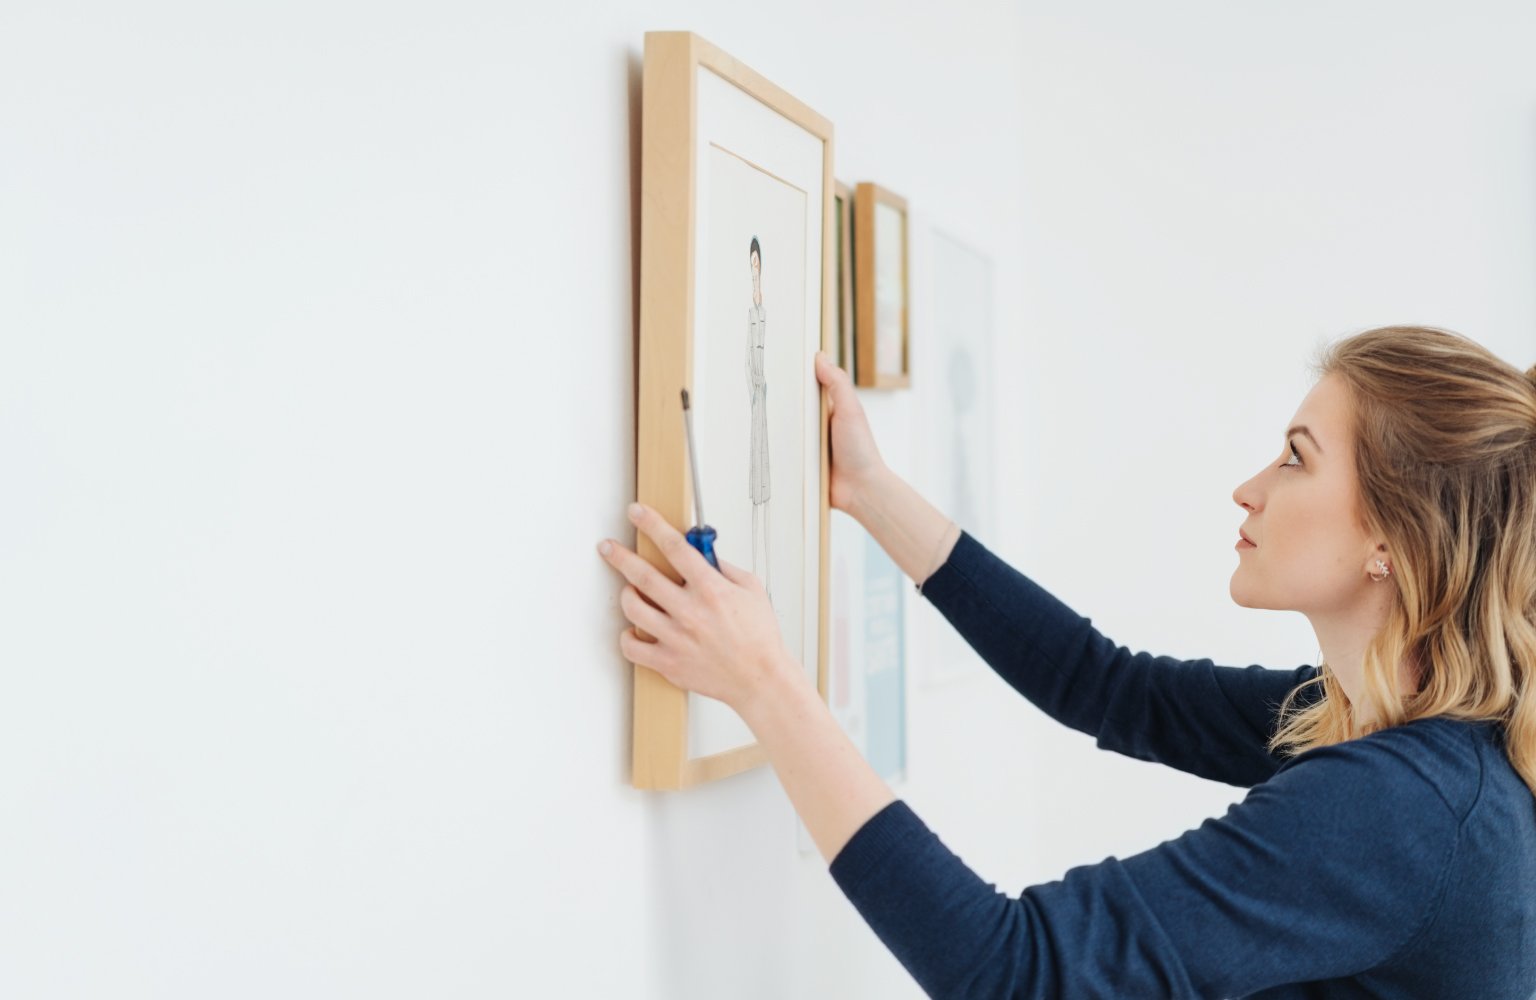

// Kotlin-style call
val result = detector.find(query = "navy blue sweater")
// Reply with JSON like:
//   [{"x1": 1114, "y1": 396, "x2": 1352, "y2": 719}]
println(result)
[{"x1": 829, "y1": 531, "x2": 1536, "y2": 999}]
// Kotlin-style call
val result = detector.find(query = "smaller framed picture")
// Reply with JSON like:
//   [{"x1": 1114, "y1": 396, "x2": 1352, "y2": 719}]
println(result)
[
  {"x1": 853, "y1": 182, "x2": 911, "y2": 389},
  {"x1": 834, "y1": 180, "x2": 856, "y2": 377}
]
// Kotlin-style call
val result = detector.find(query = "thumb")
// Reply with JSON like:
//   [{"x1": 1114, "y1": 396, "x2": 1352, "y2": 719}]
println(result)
[
  {"x1": 815, "y1": 352, "x2": 851, "y2": 410},
  {"x1": 814, "y1": 351, "x2": 843, "y2": 389}
]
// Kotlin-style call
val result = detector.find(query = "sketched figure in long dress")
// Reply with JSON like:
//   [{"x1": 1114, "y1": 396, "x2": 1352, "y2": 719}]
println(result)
[{"x1": 746, "y1": 236, "x2": 772, "y2": 606}]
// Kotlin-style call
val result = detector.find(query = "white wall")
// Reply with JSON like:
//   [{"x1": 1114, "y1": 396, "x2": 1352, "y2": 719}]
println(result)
[
  {"x1": 4, "y1": 3, "x2": 1535, "y2": 998},
  {"x1": 1007, "y1": 0, "x2": 1536, "y2": 890}
]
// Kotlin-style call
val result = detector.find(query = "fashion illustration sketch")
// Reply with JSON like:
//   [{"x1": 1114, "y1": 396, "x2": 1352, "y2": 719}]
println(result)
[{"x1": 747, "y1": 235, "x2": 772, "y2": 605}]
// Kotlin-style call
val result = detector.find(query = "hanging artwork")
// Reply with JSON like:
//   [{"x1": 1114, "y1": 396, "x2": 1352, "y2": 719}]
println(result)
[
  {"x1": 853, "y1": 182, "x2": 911, "y2": 389},
  {"x1": 834, "y1": 180, "x2": 855, "y2": 378},
  {"x1": 919, "y1": 227, "x2": 996, "y2": 686},
  {"x1": 632, "y1": 32, "x2": 834, "y2": 790},
  {"x1": 861, "y1": 530, "x2": 907, "y2": 781},
  {"x1": 823, "y1": 509, "x2": 906, "y2": 776}
]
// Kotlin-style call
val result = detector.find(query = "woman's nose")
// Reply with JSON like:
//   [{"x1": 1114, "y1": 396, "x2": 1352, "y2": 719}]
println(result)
[{"x1": 1232, "y1": 474, "x2": 1261, "y2": 512}]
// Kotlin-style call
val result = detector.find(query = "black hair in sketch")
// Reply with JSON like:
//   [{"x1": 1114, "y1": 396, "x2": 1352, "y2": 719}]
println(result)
[{"x1": 749, "y1": 236, "x2": 761, "y2": 265}]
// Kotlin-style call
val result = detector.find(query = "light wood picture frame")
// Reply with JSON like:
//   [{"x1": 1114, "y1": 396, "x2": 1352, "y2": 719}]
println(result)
[
  {"x1": 835, "y1": 180, "x2": 855, "y2": 377},
  {"x1": 853, "y1": 182, "x2": 911, "y2": 389},
  {"x1": 634, "y1": 31, "x2": 835, "y2": 790}
]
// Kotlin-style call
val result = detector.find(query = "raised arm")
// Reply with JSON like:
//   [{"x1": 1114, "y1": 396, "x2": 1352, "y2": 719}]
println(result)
[
  {"x1": 842, "y1": 462, "x2": 963, "y2": 588},
  {"x1": 829, "y1": 726, "x2": 1464, "y2": 999},
  {"x1": 814, "y1": 353, "x2": 1316, "y2": 787},
  {"x1": 849, "y1": 463, "x2": 1311, "y2": 786},
  {"x1": 815, "y1": 352, "x2": 961, "y2": 584},
  {"x1": 920, "y1": 530, "x2": 1319, "y2": 787}
]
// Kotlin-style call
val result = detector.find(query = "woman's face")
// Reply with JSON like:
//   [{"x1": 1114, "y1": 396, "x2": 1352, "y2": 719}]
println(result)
[{"x1": 1230, "y1": 374, "x2": 1380, "y2": 614}]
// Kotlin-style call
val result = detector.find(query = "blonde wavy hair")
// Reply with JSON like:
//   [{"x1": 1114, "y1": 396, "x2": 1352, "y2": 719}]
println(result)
[{"x1": 1268, "y1": 326, "x2": 1536, "y2": 797}]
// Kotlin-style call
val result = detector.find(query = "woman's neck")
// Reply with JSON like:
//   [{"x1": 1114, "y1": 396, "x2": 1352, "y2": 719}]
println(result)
[{"x1": 1309, "y1": 599, "x2": 1418, "y2": 727}]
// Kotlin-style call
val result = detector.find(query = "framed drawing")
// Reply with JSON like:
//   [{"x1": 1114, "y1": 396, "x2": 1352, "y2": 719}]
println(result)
[
  {"x1": 853, "y1": 182, "x2": 911, "y2": 389},
  {"x1": 917, "y1": 225, "x2": 995, "y2": 687},
  {"x1": 834, "y1": 180, "x2": 855, "y2": 378},
  {"x1": 633, "y1": 32, "x2": 834, "y2": 790}
]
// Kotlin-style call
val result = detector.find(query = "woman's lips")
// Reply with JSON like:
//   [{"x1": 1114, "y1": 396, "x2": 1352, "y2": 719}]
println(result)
[{"x1": 1236, "y1": 530, "x2": 1256, "y2": 550}]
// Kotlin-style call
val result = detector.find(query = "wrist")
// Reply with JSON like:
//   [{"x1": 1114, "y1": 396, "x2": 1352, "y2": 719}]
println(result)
[
  {"x1": 843, "y1": 464, "x2": 897, "y2": 527},
  {"x1": 736, "y1": 650, "x2": 817, "y2": 734}
]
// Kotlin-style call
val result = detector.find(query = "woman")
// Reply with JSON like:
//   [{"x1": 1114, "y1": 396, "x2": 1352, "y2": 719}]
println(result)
[{"x1": 597, "y1": 326, "x2": 1536, "y2": 998}]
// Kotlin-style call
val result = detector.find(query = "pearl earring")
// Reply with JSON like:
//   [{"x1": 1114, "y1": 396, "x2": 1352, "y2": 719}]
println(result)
[{"x1": 1369, "y1": 558, "x2": 1392, "y2": 583}]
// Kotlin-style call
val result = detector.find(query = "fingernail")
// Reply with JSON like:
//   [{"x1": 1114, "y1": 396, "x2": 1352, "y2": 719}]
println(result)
[
  {"x1": 628, "y1": 503, "x2": 643, "y2": 521},
  {"x1": 598, "y1": 540, "x2": 612, "y2": 556}
]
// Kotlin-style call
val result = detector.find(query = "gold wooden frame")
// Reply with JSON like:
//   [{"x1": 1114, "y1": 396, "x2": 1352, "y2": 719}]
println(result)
[
  {"x1": 634, "y1": 32, "x2": 834, "y2": 790},
  {"x1": 853, "y1": 182, "x2": 911, "y2": 389},
  {"x1": 835, "y1": 180, "x2": 855, "y2": 376}
]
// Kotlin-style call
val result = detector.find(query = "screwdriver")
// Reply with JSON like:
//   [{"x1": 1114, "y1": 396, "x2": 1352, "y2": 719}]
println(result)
[{"x1": 680, "y1": 388, "x2": 721, "y2": 571}]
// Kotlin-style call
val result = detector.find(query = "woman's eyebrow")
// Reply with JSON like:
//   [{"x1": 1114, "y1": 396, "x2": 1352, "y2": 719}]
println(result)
[{"x1": 1286, "y1": 425, "x2": 1323, "y2": 453}]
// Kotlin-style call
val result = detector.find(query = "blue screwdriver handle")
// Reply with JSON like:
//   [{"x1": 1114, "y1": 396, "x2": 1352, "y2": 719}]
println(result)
[{"x1": 686, "y1": 525, "x2": 721, "y2": 571}]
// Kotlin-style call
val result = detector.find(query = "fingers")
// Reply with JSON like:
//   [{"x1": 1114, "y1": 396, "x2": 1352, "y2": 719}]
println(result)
[
  {"x1": 597, "y1": 535, "x2": 684, "y2": 611},
  {"x1": 620, "y1": 626, "x2": 674, "y2": 675},
  {"x1": 627, "y1": 503, "x2": 715, "y2": 586},
  {"x1": 619, "y1": 584, "x2": 674, "y2": 640},
  {"x1": 814, "y1": 351, "x2": 846, "y2": 389},
  {"x1": 716, "y1": 556, "x2": 760, "y2": 591},
  {"x1": 815, "y1": 351, "x2": 860, "y2": 413},
  {"x1": 814, "y1": 353, "x2": 837, "y2": 415}
]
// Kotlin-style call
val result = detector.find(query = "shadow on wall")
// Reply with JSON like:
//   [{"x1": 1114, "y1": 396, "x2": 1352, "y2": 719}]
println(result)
[
  {"x1": 622, "y1": 45, "x2": 643, "y2": 788},
  {"x1": 650, "y1": 767, "x2": 805, "y2": 999}
]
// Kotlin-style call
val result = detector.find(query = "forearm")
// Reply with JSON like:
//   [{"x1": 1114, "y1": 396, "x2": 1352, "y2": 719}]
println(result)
[
  {"x1": 738, "y1": 655, "x2": 896, "y2": 864},
  {"x1": 845, "y1": 466, "x2": 960, "y2": 588}
]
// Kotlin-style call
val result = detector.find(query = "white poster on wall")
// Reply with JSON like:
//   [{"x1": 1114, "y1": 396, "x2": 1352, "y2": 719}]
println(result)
[{"x1": 918, "y1": 225, "x2": 996, "y2": 686}]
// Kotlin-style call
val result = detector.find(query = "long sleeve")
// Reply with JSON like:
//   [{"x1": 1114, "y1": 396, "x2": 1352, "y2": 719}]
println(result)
[
  {"x1": 919, "y1": 530, "x2": 1319, "y2": 788},
  {"x1": 829, "y1": 729, "x2": 1466, "y2": 999}
]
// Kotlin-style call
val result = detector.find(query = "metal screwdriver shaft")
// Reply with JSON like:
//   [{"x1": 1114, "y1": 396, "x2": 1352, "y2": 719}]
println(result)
[
  {"x1": 680, "y1": 389, "x2": 721, "y2": 570},
  {"x1": 681, "y1": 390, "x2": 708, "y2": 528}
]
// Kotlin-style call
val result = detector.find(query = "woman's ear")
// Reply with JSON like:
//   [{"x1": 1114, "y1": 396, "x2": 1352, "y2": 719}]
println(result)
[{"x1": 1365, "y1": 542, "x2": 1393, "y2": 582}]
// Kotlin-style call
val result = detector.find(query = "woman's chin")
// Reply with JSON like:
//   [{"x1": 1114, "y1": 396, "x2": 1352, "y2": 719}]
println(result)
[{"x1": 1230, "y1": 575, "x2": 1287, "y2": 611}]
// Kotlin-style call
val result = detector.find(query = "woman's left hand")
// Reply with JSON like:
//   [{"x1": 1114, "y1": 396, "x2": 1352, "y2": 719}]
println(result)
[{"x1": 598, "y1": 502, "x2": 791, "y2": 712}]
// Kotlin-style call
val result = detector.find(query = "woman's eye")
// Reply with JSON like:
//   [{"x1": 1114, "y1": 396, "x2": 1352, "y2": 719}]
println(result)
[{"x1": 1280, "y1": 441, "x2": 1302, "y2": 469}]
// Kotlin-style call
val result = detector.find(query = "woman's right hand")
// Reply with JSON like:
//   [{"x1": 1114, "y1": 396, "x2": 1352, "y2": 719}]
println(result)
[{"x1": 814, "y1": 351, "x2": 888, "y2": 513}]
